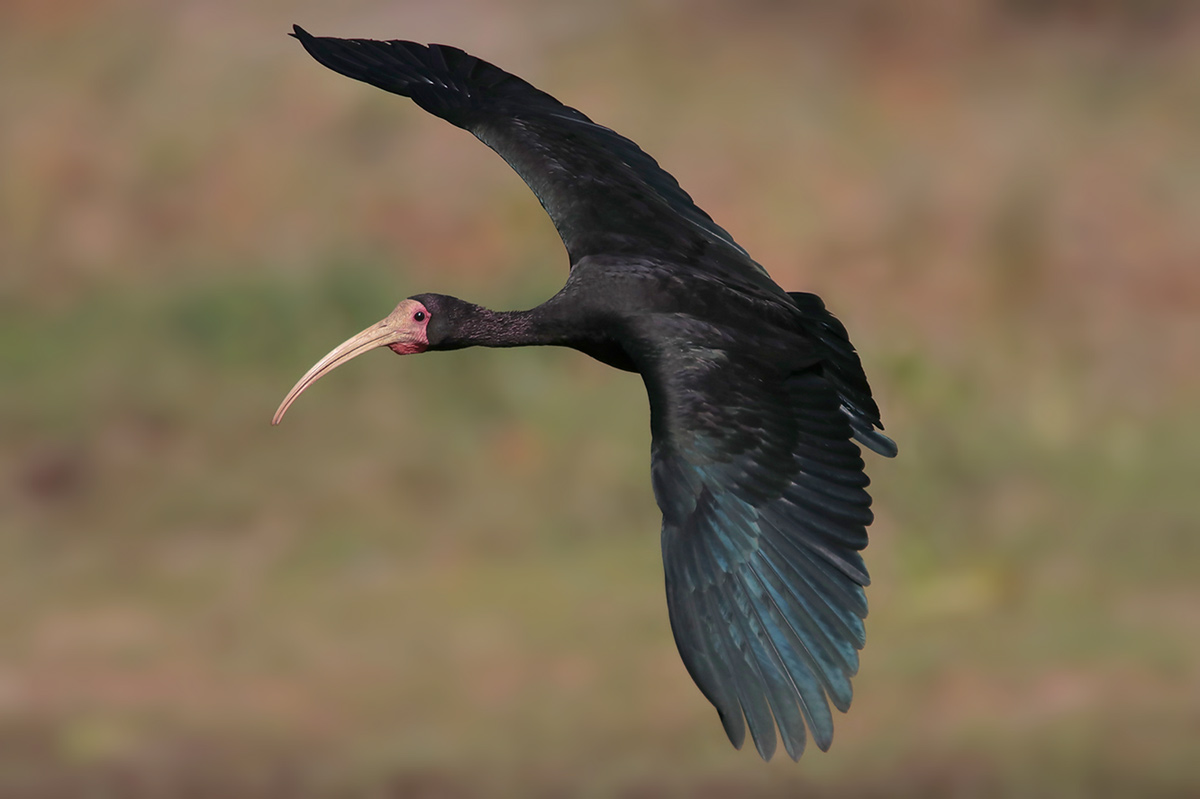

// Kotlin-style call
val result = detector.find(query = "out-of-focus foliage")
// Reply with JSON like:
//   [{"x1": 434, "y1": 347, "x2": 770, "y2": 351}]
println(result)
[{"x1": 2, "y1": 1, "x2": 1198, "y2": 795}]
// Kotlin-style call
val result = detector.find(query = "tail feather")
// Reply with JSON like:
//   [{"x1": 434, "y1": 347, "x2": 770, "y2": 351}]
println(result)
[{"x1": 788, "y1": 292, "x2": 896, "y2": 458}]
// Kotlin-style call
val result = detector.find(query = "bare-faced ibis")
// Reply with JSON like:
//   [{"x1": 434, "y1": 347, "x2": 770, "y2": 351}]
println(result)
[{"x1": 274, "y1": 25, "x2": 897, "y2": 762}]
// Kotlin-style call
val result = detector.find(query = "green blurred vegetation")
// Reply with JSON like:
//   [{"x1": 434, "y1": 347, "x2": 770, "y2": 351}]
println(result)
[{"x1": 2, "y1": 0, "x2": 1199, "y2": 795}]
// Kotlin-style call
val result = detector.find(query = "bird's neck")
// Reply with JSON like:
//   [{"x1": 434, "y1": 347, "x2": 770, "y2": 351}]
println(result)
[{"x1": 438, "y1": 300, "x2": 582, "y2": 351}]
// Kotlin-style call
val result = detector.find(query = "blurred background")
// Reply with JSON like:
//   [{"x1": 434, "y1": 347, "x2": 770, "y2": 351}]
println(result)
[{"x1": 2, "y1": 0, "x2": 1198, "y2": 795}]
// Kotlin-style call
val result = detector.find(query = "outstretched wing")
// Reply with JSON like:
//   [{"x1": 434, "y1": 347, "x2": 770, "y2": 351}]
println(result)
[
  {"x1": 647, "y1": 343, "x2": 875, "y2": 761},
  {"x1": 291, "y1": 26, "x2": 763, "y2": 274}
]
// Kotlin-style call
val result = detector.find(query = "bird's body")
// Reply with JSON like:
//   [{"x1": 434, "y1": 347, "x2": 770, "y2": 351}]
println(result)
[{"x1": 276, "y1": 26, "x2": 896, "y2": 762}]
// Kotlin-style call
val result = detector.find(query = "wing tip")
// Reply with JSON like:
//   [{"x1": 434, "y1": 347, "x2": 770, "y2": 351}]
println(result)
[
  {"x1": 289, "y1": 24, "x2": 332, "y2": 64},
  {"x1": 718, "y1": 708, "x2": 746, "y2": 751},
  {"x1": 752, "y1": 730, "x2": 778, "y2": 762}
]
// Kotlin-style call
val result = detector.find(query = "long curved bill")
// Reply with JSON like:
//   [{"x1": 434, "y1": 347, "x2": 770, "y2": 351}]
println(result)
[{"x1": 272, "y1": 300, "x2": 426, "y2": 425}]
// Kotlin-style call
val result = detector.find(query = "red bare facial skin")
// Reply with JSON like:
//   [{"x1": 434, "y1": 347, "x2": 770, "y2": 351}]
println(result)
[
  {"x1": 389, "y1": 339, "x2": 428, "y2": 355},
  {"x1": 389, "y1": 300, "x2": 430, "y2": 353}
]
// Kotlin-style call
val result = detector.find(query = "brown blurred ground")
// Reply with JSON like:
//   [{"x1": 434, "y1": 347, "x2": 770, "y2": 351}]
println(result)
[{"x1": 2, "y1": 1, "x2": 1199, "y2": 796}]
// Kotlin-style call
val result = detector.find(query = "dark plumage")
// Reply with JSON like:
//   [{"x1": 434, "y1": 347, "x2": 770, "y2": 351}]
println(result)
[{"x1": 275, "y1": 25, "x2": 897, "y2": 761}]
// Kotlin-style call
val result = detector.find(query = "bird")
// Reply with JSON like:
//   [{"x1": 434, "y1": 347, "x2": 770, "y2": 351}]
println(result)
[{"x1": 275, "y1": 25, "x2": 897, "y2": 762}]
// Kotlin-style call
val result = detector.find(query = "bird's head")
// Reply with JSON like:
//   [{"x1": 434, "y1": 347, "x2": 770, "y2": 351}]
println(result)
[{"x1": 272, "y1": 296, "x2": 436, "y2": 425}]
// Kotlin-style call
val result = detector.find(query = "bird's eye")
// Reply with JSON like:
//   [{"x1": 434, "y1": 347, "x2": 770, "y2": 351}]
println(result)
[{"x1": 414, "y1": 310, "x2": 426, "y2": 322}]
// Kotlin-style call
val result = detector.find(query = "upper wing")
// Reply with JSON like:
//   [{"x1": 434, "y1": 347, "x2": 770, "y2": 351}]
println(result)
[
  {"x1": 291, "y1": 26, "x2": 763, "y2": 272},
  {"x1": 647, "y1": 343, "x2": 876, "y2": 761}
]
